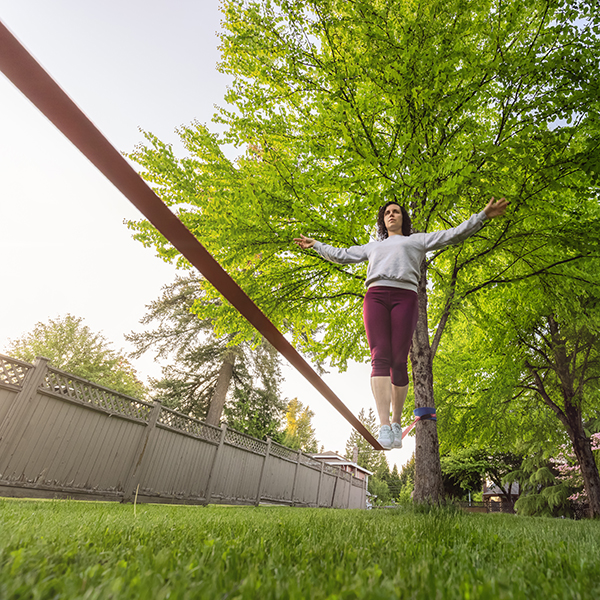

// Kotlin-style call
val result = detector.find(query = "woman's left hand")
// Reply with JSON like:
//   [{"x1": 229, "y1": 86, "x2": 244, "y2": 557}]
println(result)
[{"x1": 483, "y1": 197, "x2": 510, "y2": 219}]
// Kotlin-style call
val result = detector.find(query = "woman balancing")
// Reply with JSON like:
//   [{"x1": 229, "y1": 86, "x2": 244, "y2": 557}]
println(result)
[{"x1": 294, "y1": 198, "x2": 509, "y2": 450}]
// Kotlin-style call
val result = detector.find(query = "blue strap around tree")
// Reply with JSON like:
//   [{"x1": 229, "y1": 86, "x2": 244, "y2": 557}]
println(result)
[{"x1": 413, "y1": 407, "x2": 437, "y2": 421}]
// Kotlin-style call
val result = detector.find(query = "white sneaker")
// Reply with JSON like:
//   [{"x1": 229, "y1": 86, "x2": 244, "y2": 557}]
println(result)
[
  {"x1": 378, "y1": 425, "x2": 393, "y2": 450},
  {"x1": 391, "y1": 423, "x2": 403, "y2": 449}
]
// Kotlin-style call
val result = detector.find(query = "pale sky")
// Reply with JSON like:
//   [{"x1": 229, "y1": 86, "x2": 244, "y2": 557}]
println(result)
[{"x1": 0, "y1": 1, "x2": 414, "y2": 467}]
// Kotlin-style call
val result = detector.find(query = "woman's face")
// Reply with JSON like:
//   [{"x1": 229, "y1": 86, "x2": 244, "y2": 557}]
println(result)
[{"x1": 384, "y1": 204, "x2": 403, "y2": 236}]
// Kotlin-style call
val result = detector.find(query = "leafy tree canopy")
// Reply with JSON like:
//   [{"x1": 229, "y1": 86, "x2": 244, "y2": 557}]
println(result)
[
  {"x1": 127, "y1": 0, "x2": 600, "y2": 373},
  {"x1": 281, "y1": 397, "x2": 320, "y2": 452},
  {"x1": 6, "y1": 314, "x2": 146, "y2": 398},
  {"x1": 125, "y1": 0, "x2": 600, "y2": 502},
  {"x1": 440, "y1": 446, "x2": 522, "y2": 501},
  {"x1": 435, "y1": 246, "x2": 600, "y2": 513}
]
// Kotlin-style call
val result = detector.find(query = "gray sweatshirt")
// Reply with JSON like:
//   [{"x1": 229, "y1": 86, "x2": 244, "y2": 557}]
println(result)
[{"x1": 312, "y1": 211, "x2": 488, "y2": 292}]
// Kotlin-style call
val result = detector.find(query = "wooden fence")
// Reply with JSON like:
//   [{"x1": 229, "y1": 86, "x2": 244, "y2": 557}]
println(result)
[{"x1": 0, "y1": 354, "x2": 366, "y2": 508}]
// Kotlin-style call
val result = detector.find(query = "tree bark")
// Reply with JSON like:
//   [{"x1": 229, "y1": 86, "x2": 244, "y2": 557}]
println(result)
[
  {"x1": 205, "y1": 350, "x2": 236, "y2": 426},
  {"x1": 409, "y1": 259, "x2": 444, "y2": 503},
  {"x1": 557, "y1": 399, "x2": 600, "y2": 518},
  {"x1": 568, "y1": 419, "x2": 600, "y2": 518}
]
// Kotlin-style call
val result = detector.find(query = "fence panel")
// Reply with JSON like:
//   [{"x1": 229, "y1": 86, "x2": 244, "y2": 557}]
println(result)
[
  {"x1": 0, "y1": 386, "x2": 19, "y2": 423},
  {"x1": 1, "y1": 388, "x2": 147, "y2": 498},
  {"x1": 260, "y1": 454, "x2": 297, "y2": 504},
  {"x1": 136, "y1": 425, "x2": 217, "y2": 503},
  {"x1": 211, "y1": 441, "x2": 265, "y2": 504},
  {"x1": 0, "y1": 353, "x2": 367, "y2": 508},
  {"x1": 318, "y1": 467, "x2": 339, "y2": 507},
  {"x1": 0, "y1": 355, "x2": 31, "y2": 390},
  {"x1": 293, "y1": 455, "x2": 323, "y2": 506}
]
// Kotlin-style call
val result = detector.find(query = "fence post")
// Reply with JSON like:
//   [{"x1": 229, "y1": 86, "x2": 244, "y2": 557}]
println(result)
[
  {"x1": 315, "y1": 461, "x2": 324, "y2": 507},
  {"x1": 122, "y1": 400, "x2": 162, "y2": 502},
  {"x1": 0, "y1": 356, "x2": 49, "y2": 458},
  {"x1": 331, "y1": 467, "x2": 341, "y2": 508},
  {"x1": 346, "y1": 473, "x2": 353, "y2": 508},
  {"x1": 255, "y1": 437, "x2": 272, "y2": 506},
  {"x1": 204, "y1": 424, "x2": 227, "y2": 505},
  {"x1": 290, "y1": 449, "x2": 302, "y2": 506}
]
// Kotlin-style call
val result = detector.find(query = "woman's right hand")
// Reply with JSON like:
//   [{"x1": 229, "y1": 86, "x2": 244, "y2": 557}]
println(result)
[{"x1": 293, "y1": 235, "x2": 316, "y2": 249}]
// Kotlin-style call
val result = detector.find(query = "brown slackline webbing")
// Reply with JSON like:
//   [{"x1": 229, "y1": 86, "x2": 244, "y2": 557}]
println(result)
[{"x1": 0, "y1": 21, "x2": 383, "y2": 451}]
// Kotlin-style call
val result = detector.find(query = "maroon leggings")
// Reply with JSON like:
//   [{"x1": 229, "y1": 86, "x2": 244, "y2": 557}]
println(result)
[{"x1": 363, "y1": 286, "x2": 419, "y2": 387}]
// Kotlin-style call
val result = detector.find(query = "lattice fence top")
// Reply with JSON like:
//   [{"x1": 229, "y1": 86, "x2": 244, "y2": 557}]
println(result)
[
  {"x1": 158, "y1": 407, "x2": 222, "y2": 444},
  {"x1": 324, "y1": 463, "x2": 340, "y2": 476},
  {"x1": 225, "y1": 428, "x2": 268, "y2": 455},
  {"x1": 0, "y1": 355, "x2": 32, "y2": 388},
  {"x1": 299, "y1": 453, "x2": 322, "y2": 469},
  {"x1": 40, "y1": 367, "x2": 154, "y2": 422},
  {"x1": 270, "y1": 442, "x2": 299, "y2": 462},
  {"x1": 340, "y1": 470, "x2": 352, "y2": 482}
]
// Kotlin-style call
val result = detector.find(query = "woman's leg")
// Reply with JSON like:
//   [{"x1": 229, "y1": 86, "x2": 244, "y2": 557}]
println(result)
[
  {"x1": 371, "y1": 376, "x2": 393, "y2": 426},
  {"x1": 389, "y1": 289, "x2": 419, "y2": 392},
  {"x1": 363, "y1": 288, "x2": 393, "y2": 427},
  {"x1": 388, "y1": 291, "x2": 419, "y2": 439},
  {"x1": 391, "y1": 383, "x2": 409, "y2": 424}
]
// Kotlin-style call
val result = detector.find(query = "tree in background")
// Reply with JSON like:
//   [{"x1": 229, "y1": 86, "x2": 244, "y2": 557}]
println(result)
[
  {"x1": 552, "y1": 432, "x2": 600, "y2": 508},
  {"x1": 383, "y1": 464, "x2": 403, "y2": 501},
  {"x1": 6, "y1": 314, "x2": 146, "y2": 398},
  {"x1": 440, "y1": 446, "x2": 522, "y2": 504},
  {"x1": 127, "y1": 274, "x2": 286, "y2": 438},
  {"x1": 281, "y1": 398, "x2": 319, "y2": 452},
  {"x1": 345, "y1": 408, "x2": 389, "y2": 477},
  {"x1": 127, "y1": 0, "x2": 600, "y2": 503},
  {"x1": 398, "y1": 455, "x2": 416, "y2": 502},
  {"x1": 436, "y1": 248, "x2": 600, "y2": 516}
]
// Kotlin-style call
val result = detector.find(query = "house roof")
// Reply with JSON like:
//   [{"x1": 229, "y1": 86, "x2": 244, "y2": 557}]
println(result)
[
  {"x1": 310, "y1": 451, "x2": 374, "y2": 475},
  {"x1": 482, "y1": 482, "x2": 520, "y2": 497}
]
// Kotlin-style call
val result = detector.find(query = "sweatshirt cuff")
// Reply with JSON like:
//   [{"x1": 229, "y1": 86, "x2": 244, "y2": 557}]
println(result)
[{"x1": 478, "y1": 210, "x2": 489, "y2": 222}]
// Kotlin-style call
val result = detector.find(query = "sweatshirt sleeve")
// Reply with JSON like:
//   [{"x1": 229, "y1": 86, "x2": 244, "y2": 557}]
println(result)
[
  {"x1": 312, "y1": 241, "x2": 369, "y2": 264},
  {"x1": 422, "y1": 211, "x2": 488, "y2": 252}
]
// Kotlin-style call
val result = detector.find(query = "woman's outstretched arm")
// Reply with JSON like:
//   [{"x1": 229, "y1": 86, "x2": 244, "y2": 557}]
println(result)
[
  {"x1": 423, "y1": 197, "x2": 510, "y2": 251},
  {"x1": 293, "y1": 235, "x2": 369, "y2": 264}
]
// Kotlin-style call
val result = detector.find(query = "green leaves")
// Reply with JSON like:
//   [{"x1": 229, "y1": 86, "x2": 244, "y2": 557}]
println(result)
[
  {"x1": 127, "y1": 0, "x2": 599, "y2": 378},
  {"x1": 6, "y1": 315, "x2": 147, "y2": 398}
]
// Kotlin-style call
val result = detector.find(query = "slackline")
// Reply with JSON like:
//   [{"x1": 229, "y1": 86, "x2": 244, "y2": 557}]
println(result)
[{"x1": 0, "y1": 20, "x2": 383, "y2": 451}]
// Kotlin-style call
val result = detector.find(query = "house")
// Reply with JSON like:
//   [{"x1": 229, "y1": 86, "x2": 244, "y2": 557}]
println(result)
[
  {"x1": 310, "y1": 451, "x2": 373, "y2": 483},
  {"x1": 482, "y1": 481, "x2": 520, "y2": 513}
]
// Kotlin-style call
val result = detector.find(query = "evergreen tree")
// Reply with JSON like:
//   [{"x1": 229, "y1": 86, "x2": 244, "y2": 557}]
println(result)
[
  {"x1": 345, "y1": 407, "x2": 389, "y2": 476},
  {"x1": 385, "y1": 464, "x2": 403, "y2": 501},
  {"x1": 398, "y1": 455, "x2": 416, "y2": 501},
  {"x1": 127, "y1": 274, "x2": 286, "y2": 436}
]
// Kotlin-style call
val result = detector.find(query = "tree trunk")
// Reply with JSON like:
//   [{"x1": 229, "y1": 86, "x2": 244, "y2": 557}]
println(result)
[
  {"x1": 409, "y1": 259, "x2": 444, "y2": 503},
  {"x1": 563, "y1": 408, "x2": 600, "y2": 518},
  {"x1": 205, "y1": 350, "x2": 236, "y2": 426},
  {"x1": 571, "y1": 433, "x2": 600, "y2": 518}
]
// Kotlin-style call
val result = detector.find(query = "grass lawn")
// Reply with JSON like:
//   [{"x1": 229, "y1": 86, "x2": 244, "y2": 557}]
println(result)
[{"x1": 1, "y1": 499, "x2": 599, "y2": 599}]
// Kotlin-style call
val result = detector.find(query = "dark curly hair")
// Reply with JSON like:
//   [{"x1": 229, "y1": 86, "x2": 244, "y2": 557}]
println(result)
[{"x1": 377, "y1": 201, "x2": 412, "y2": 240}]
